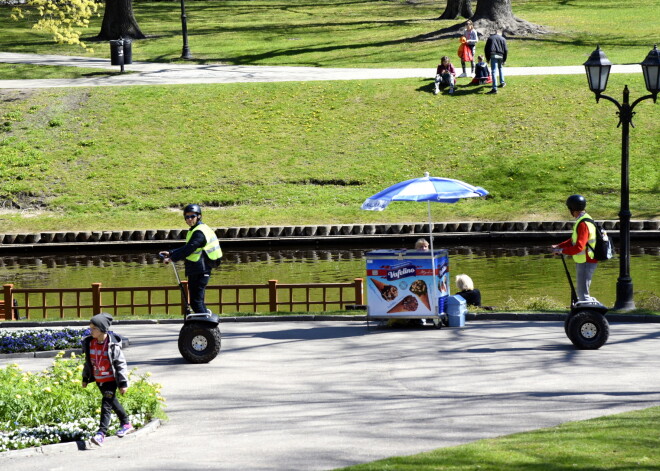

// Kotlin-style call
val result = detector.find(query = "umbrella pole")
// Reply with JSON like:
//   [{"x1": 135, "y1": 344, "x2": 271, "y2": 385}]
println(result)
[{"x1": 427, "y1": 201, "x2": 438, "y2": 317}]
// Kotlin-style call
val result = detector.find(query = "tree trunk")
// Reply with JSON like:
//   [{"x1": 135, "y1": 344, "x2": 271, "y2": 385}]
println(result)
[
  {"x1": 471, "y1": 0, "x2": 547, "y2": 36},
  {"x1": 439, "y1": 0, "x2": 473, "y2": 20},
  {"x1": 94, "y1": 0, "x2": 146, "y2": 40},
  {"x1": 473, "y1": 0, "x2": 513, "y2": 21}
]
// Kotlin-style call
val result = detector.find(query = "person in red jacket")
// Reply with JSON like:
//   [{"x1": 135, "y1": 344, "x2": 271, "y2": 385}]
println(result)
[
  {"x1": 82, "y1": 313, "x2": 133, "y2": 446},
  {"x1": 552, "y1": 195, "x2": 599, "y2": 302}
]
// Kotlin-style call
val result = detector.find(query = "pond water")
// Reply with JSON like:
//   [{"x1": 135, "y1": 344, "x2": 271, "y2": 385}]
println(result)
[{"x1": 1, "y1": 242, "x2": 658, "y2": 309}]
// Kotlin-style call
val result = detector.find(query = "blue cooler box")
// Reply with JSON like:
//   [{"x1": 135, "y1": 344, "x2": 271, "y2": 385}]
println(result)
[{"x1": 446, "y1": 295, "x2": 467, "y2": 327}]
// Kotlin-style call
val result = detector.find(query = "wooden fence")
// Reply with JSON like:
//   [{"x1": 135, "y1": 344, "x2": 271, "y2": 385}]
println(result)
[{"x1": 0, "y1": 279, "x2": 365, "y2": 320}]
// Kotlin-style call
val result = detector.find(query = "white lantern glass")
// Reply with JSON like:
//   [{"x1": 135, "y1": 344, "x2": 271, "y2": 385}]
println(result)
[
  {"x1": 641, "y1": 45, "x2": 660, "y2": 94},
  {"x1": 583, "y1": 46, "x2": 612, "y2": 94}
]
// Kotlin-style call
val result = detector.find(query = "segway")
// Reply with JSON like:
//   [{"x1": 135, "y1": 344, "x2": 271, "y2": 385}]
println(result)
[
  {"x1": 161, "y1": 255, "x2": 221, "y2": 363},
  {"x1": 560, "y1": 254, "x2": 609, "y2": 350}
]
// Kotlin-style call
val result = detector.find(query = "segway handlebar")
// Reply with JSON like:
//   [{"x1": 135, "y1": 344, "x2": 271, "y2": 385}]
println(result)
[
  {"x1": 560, "y1": 254, "x2": 578, "y2": 306},
  {"x1": 159, "y1": 253, "x2": 192, "y2": 315}
]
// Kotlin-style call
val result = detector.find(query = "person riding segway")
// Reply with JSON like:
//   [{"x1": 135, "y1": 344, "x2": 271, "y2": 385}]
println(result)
[
  {"x1": 552, "y1": 195, "x2": 610, "y2": 349},
  {"x1": 160, "y1": 204, "x2": 222, "y2": 363}
]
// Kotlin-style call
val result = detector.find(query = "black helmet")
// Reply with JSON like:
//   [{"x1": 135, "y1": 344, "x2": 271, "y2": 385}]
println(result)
[
  {"x1": 183, "y1": 204, "x2": 202, "y2": 217},
  {"x1": 566, "y1": 194, "x2": 586, "y2": 212}
]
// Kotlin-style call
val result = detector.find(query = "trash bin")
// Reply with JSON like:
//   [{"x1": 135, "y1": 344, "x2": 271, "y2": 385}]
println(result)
[
  {"x1": 122, "y1": 38, "x2": 133, "y2": 65},
  {"x1": 110, "y1": 39, "x2": 124, "y2": 66},
  {"x1": 446, "y1": 295, "x2": 467, "y2": 327}
]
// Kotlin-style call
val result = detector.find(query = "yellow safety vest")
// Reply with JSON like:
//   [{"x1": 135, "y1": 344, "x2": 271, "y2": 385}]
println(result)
[
  {"x1": 185, "y1": 223, "x2": 222, "y2": 262},
  {"x1": 571, "y1": 213, "x2": 596, "y2": 263}
]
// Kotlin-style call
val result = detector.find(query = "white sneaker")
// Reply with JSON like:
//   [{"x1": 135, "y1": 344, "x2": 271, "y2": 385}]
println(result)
[
  {"x1": 433, "y1": 88, "x2": 439, "y2": 95},
  {"x1": 458, "y1": 72, "x2": 467, "y2": 78}
]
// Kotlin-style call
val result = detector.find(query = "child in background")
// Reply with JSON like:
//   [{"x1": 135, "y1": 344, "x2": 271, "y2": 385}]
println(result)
[
  {"x1": 434, "y1": 56, "x2": 456, "y2": 95},
  {"x1": 82, "y1": 312, "x2": 134, "y2": 446},
  {"x1": 414, "y1": 238, "x2": 430, "y2": 250},
  {"x1": 457, "y1": 36, "x2": 474, "y2": 78},
  {"x1": 471, "y1": 55, "x2": 492, "y2": 85},
  {"x1": 460, "y1": 19, "x2": 478, "y2": 77}
]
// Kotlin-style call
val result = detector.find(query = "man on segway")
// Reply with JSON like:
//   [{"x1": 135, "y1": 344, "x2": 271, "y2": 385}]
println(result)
[
  {"x1": 552, "y1": 195, "x2": 599, "y2": 302},
  {"x1": 159, "y1": 204, "x2": 223, "y2": 363},
  {"x1": 159, "y1": 204, "x2": 222, "y2": 314},
  {"x1": 551, "y1": 195, "x2": 610, "y2": 350}
]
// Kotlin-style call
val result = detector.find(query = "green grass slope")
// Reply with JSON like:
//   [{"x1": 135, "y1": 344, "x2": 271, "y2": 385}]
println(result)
[{"x1": 0, "y1": 0, "x2": 659, "y2": 231}]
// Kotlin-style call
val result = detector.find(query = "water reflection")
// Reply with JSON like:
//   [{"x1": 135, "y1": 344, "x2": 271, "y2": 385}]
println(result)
[
  {"x1": 0, "y1": 243, "x2": 658, "y2": 308},
  {"x1": 1, "y1": 244, "x2": 657, "y2": 269}
]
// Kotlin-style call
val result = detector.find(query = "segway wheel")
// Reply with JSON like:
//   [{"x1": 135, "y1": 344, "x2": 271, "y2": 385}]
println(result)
[
  {"x1": 178, "y1": 323, "x2": 221, "y2": 363},
  {"x1": 566, "y1": 311, "x2": 609, "y2": 350},
  {"x1": 563, "y1": 316, "x2": 572, "y2": 339}
]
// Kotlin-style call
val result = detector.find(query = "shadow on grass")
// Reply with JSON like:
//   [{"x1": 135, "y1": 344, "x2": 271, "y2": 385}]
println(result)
[{"x1": 416, "y1": 78, "x2": 491, "y2": 96}]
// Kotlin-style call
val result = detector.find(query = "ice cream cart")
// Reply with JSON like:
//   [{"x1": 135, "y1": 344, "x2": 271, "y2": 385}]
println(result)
[{"x1": 365, "y1": 249, "x2": 449, "y2": 324}]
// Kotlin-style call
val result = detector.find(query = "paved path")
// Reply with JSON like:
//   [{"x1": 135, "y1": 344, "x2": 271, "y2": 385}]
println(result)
[
  {"x1": 0, "y1": 52, "x2": 643, "y2": 89},
  {"x1": 2, "y1": 320, "x2": 659, "y2": 470}
]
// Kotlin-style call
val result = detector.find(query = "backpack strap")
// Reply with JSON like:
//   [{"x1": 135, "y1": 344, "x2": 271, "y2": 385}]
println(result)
[{"x1": 580, "y1": 217, "x2": 597, "y2": 254}]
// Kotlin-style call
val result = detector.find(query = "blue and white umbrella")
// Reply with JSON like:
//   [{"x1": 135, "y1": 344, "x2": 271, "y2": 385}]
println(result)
[
  {"x1": 361, "y1": 172, "x2": 489, "y2": 314},
  {"x1": 361, "y1": 172, "x2": 488, "y2": 211}
]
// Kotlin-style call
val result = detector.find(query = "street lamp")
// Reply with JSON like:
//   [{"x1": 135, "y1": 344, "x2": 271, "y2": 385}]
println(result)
[
  {"x1": 583, "y1": 44, "x2": 660, "y2": 311},
  {"x1": 180, "y1": 0, "x2": 193, "y2": 60}
]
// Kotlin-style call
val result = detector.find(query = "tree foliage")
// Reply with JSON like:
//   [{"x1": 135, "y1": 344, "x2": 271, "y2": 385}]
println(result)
[{"x1": 11, "y1": 0, "x2": 100, "y2": 52}]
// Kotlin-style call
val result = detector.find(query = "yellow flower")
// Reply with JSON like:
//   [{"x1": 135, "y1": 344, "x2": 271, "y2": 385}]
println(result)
[
  {"x1": 15, "y1": 394, "x2": 22, "y2": 399},
  {"x1": 44, "y1": 387, "x2": 52, "y2": 393}
]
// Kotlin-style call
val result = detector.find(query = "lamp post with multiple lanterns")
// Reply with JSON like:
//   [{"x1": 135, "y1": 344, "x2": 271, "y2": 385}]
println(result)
[{"x1": 582, "y1": 44, "x2": 660, "y2": 310}]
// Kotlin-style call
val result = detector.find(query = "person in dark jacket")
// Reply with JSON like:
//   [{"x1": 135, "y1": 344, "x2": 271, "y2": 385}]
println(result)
[
  {"x1": 455, "y1": 274, "x2": 482, "y2": 307},
  {"x1": 485, "y1": 30, "x2": 508, "y2": 94},
  {"x1": 159, "y1": 204, "x2": 222, "y2": 314},
  {"x1": 82, "y1": 312, "x2": 133, "y2": 446}
]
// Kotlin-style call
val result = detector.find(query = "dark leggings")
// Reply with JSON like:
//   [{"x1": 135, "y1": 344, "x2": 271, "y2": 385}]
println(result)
[
  {"x1": 97, "y1": 381, "x2": 129, "y2": 434},
  {"x1": 188, "y1": 272, "x2": 211, "y2": 313}
]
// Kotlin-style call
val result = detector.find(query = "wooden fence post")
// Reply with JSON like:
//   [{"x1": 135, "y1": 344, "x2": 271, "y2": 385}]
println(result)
[
  {"x1": 354, "y1": 278, "x2": 364, "y2": 305},
  {"x1": 3, "y1": 284, "x2": 14, "y2": 320},
  {"x1": 92, "y1": 283, "x2": 102, "y2": 314},
  {"x1": 268, "y1": 280, "x2": 278, "y2": 313}
]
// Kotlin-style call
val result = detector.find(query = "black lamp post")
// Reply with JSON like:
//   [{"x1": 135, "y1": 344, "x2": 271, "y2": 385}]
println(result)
[
  {"x1": 583, "y1": 45, "x2": 660, "y2": 311},
  {"x1": 180, "y1": 0, "x2": 193, "y2": 60}
]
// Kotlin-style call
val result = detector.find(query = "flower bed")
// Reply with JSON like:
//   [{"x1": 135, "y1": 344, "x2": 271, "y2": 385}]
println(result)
[
  {"x1": 0, "y1": 328, "x2": 88, "y2": 354},
  {"x1": 0, "y1": 352, "x2": 166, "y2": 452}
]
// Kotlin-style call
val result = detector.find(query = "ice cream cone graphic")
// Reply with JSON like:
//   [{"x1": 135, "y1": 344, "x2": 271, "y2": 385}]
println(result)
[
  {"x1": 409, "y1": 280, "x2": 430, "y2": 310},
  {"x1": 371, "y1": 278, "x2": 398, "y2": 301},
  {"x1": 387, "y1": 295, "x2": 419, "y2": 313},
  {"x1": 417, "y1": 293, "x2": 431, "y2": 310}
]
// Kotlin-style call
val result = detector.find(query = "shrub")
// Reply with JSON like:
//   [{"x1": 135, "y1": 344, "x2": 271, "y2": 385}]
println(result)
[{"x1": 0, "y1": 352, "x2": 166, "y2": 451}]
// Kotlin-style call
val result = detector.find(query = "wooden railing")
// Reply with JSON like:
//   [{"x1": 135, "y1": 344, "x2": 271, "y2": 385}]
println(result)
[{"x1": 1, "y1": 279, "x2": 365, "y2": 320}]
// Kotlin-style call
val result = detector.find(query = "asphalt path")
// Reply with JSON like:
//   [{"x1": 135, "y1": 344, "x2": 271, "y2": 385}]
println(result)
[
  {"x1": 0, "y1": 52, "x2": 643, "y2": 88},
  {"x1": 2, "y1": 320, "x2": 660, "y2": 470}
]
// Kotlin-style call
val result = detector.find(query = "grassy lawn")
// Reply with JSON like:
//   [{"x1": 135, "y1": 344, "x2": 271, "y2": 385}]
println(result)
[
  {"x1": 335, "y1": 406, "x2": 660, "y2": 470},
  {"x1": 1, "y1": 1, "x2": 658, "y2": 233},
  {"x1": 1, "y1": 0, "x2": 659, "y2": 68},
  {"x1": 1, "y1": 72, "x2": 658, "y2": 232}
]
